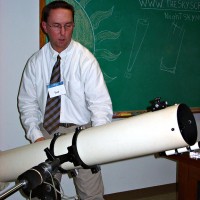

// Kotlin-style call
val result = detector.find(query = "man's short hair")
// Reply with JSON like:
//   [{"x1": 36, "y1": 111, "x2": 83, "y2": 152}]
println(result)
[{"x1": 42, "y1": 1, "x2": 75, "y2": 22}]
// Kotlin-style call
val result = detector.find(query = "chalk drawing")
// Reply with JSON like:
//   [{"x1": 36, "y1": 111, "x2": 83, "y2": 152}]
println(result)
[
  {"x1": 124, "y1": 19, "x2": 149, "y2": 79},
  {"x1": 160, "y1": 21, "x2": 185, "y2": 74}
]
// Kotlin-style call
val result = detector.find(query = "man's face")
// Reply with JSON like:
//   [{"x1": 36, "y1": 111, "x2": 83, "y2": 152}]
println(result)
[{"x1": 42, "y1": 8, "x2": 74, "y2": 53}]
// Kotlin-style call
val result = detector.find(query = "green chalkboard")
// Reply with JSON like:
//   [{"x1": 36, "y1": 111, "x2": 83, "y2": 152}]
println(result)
[{"x1": 43, "y1": 0, "x2": 200, "y2": 112}]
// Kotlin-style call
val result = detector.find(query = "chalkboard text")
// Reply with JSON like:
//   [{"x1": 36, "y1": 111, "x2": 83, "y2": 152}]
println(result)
[
  {"x1": 164, "y1": 12, "x2": 200, "y2": 21},
  {"x1": 139, "y1": 0, "x2": 200, "y2": 12}
]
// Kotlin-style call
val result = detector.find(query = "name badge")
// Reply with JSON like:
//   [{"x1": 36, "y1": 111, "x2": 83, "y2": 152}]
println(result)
[{"x1": 48, "y1": 81, "x2": 66, "y2": 98}]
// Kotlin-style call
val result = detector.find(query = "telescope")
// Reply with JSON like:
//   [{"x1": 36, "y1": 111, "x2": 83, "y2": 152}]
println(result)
[{"x1": 0, "y1": 103, "x2": 197, "y2": 199}]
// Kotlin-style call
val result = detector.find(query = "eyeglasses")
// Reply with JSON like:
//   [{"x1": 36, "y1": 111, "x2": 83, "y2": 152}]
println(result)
[{"x1": 47, "y1": 22, "x2": 74, "y2": 32}]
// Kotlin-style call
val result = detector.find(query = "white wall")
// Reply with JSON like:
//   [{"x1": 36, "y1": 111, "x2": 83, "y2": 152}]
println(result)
[
  {"x1": 0, "y1": 0, "x2": 39, "y2": 199},
  {"x1": 0, "y1": 0, "x2": 199, "y2": 199},
  {"x1": 0, "y1": 0, "x2": 39, "y2": 150}
]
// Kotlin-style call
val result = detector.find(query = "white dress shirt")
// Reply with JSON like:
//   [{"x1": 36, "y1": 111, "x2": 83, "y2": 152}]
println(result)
[{"x1": 18, "y1": 40, "x2": 113, "y2": 143}]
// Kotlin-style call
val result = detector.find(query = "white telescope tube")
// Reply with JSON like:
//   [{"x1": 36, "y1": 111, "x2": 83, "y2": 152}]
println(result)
[{"x1": 0, "y1": 104, "x2": 197, "y2": 182}]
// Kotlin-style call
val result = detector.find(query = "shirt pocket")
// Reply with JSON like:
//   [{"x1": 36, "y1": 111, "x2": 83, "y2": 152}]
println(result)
[{"x1": 67, "y1": 80, "x2": 85, "y2": 102}]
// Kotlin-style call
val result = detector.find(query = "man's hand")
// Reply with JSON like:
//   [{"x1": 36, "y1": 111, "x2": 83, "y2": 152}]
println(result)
[{"x1": 34, "y1": 137, "x2": 45, "y2": 143}]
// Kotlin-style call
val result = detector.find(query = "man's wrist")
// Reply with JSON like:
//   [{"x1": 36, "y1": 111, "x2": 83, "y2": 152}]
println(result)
[
  {"x1": 34, "y1": 137, "x2": 45, "y2": 143},
  {"x1": 29, "y1": 128, "x2": 44, "y2": 143}
]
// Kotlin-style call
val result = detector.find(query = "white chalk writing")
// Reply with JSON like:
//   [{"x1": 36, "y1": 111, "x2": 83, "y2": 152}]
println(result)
[
  {"x1": 139, "y1": 0, "x2": 200, "y2": 12},
  {"x1": 164, "y1": 12, "x2": 200, "y2": 21}
]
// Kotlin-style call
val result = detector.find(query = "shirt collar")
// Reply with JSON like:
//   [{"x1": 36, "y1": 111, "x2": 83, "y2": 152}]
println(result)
[{"x1": 49, "y1": 40, "x2": 74, "y2": 59}]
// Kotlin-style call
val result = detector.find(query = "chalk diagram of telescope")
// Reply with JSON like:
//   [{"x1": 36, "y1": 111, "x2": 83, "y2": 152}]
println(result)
[
  {"x1": 124, "y1": 18, "x2": 149, "y2": 79},
  {"x1": 160, "y1": 21, "x2": 185, "y2": 74}
]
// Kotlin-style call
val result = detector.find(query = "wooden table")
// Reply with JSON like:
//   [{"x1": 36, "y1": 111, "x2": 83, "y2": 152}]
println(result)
[{"x1": 168, "y1": 153, "x2": 200, "y2": 200}]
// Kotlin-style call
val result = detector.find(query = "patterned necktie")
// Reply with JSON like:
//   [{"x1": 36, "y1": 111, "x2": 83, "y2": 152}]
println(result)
[{"x1": 43, "y1": 55, "x2": 61, "y2": 134}]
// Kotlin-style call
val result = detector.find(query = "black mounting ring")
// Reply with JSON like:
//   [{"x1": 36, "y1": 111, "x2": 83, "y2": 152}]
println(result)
[
  {"x1": 67, "y1": 126, "x2": 101, "y2": 174},
  {"x1": 45, "y1": 127, "x2": 100, "y2": 174}
]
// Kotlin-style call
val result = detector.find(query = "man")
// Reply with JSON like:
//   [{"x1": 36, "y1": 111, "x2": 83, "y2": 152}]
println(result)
[{"x1": 18, "y1": 1, "x2": 113, "y2": 200}]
